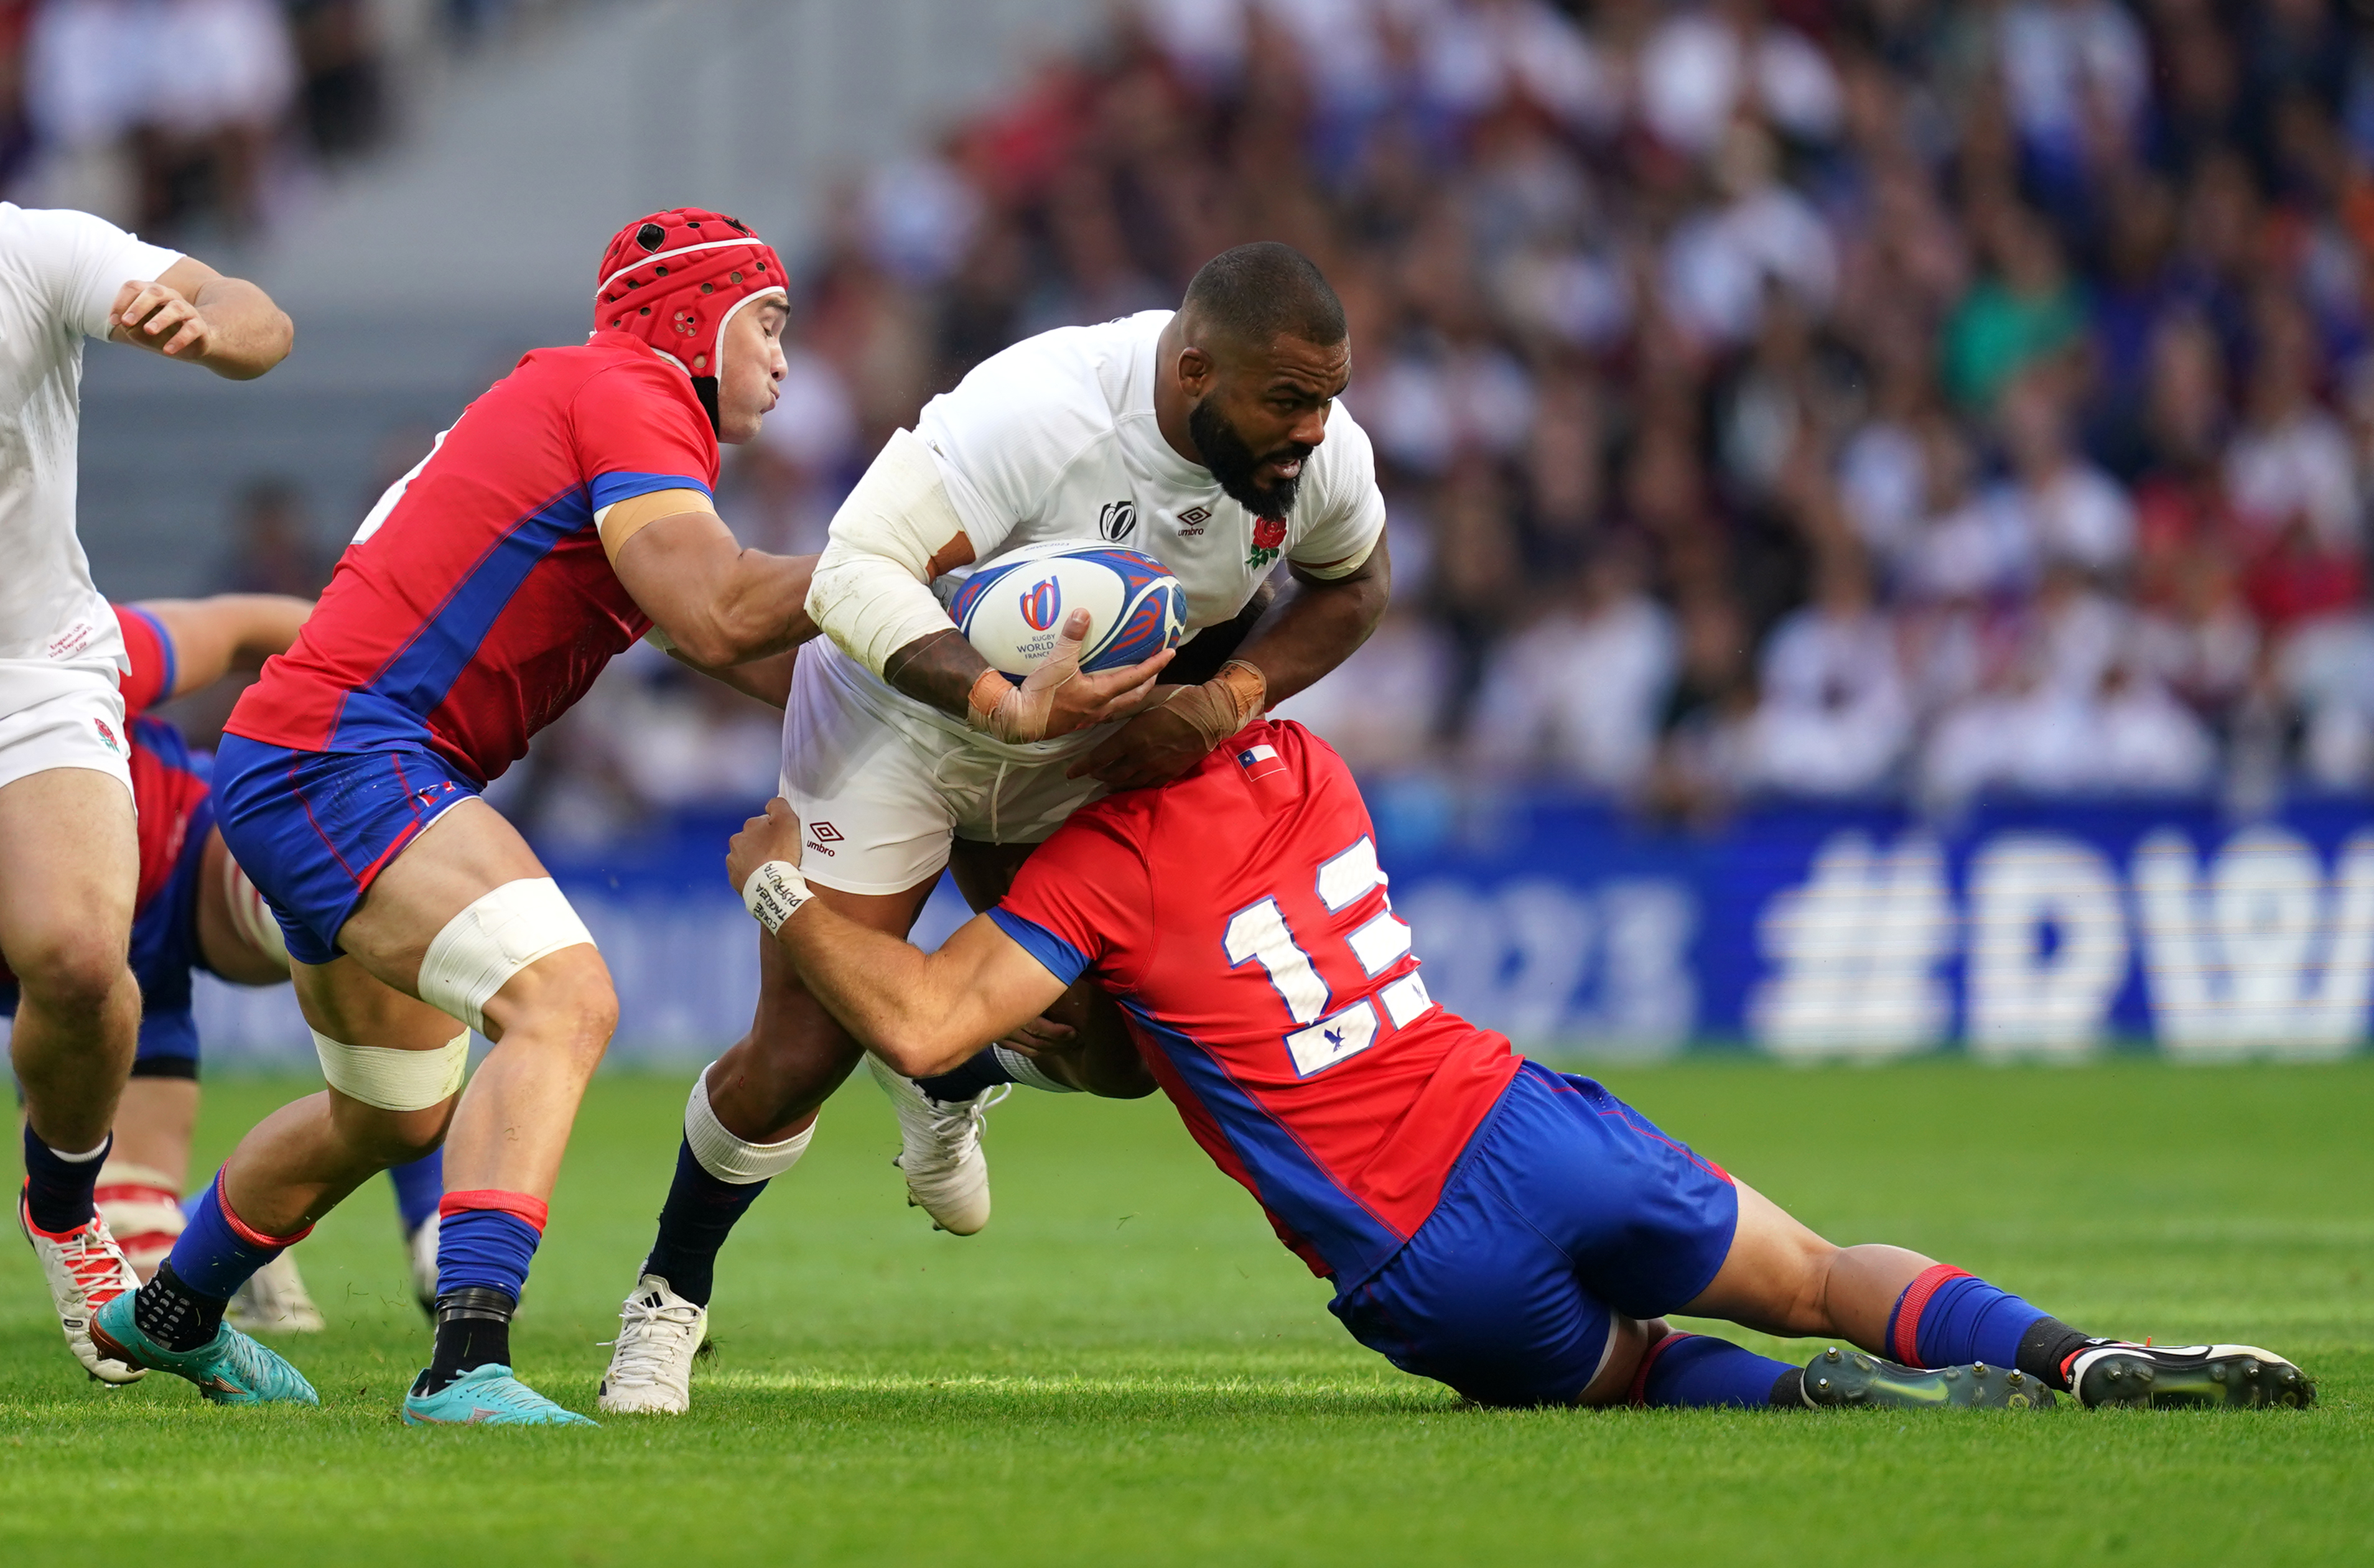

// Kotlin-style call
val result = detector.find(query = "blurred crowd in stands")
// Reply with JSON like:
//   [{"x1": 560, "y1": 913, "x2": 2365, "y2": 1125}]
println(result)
[
  {"x1": 671, "y1": 0, "x2": 2374, "y2": 822},
  {"x1": 0, "y1": 0, "x2": 541, "y2": 239},
  {"x1": 173, "y1": 0, "x2": 2374, "y2": 831}
]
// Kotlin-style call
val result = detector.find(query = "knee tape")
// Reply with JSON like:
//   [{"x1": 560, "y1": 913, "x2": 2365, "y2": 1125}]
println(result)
[
  {"x1": 314, "y1": 1029, "x2": 470, "y2": 1111},
  {"x1": 417, "y1": 877, "x2": 594, "y2": 1036},
  {"x1": 682, "y1": 1065, "x2": 814, "y2": 1184},
  {"x1": 221, "y1": 851, "x2": 289, "y2": 972}
]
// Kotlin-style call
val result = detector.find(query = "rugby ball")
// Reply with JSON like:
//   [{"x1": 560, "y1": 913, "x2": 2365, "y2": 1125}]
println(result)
[{"x1": 946, "y1": 539, "x2": 1188, "y2": 678}]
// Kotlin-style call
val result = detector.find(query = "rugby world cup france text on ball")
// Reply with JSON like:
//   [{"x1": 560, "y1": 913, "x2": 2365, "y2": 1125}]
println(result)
[{"x1": 1013, "y1": 573, "x2": 1064, "y2": 664}]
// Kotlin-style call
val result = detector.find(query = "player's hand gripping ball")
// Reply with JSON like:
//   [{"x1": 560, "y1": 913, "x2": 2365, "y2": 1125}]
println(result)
[{"x1": 946, "y1": 540, "x2": 1188, "y2": 679}]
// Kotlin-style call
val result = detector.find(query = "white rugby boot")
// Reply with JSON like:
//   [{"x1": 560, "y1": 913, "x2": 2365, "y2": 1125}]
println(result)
[
  {"x1": 225, "y1": 1251, "x2": 326, "y2": 1334},
  {"x1": 2070, "y1": 1342, "x2": 2314, "y2": 1409},
  {"x1": 406, "y1": 1213, "x2": 440, "y2": 1320},
  {"x1": 867, "y1": 1055, "x2": 1003, "y2": 1235},
  {"x1": 598, "y1": 1274, "x2": 708, "y2": 1416},
  {"x1": 18, "y1": 1188, "x2": 144, "y2": 1383}
]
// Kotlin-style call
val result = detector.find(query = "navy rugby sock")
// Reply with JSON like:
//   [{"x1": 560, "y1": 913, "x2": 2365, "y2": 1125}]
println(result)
[
  {"x1": 21, "y1": 1126, "x2": 109, "y2": 1234},
  {"x1": 1633, "y1": 1332, "x2": 1800, "y2": 1409},
  {"x1": 387, "y1": 1149, "x2": 444, "y2": 1235},
  {"x1": 640, "y1": 1139, "x2": 768, "y2": 1308},
  {"x1": 1885, "y1": 1266, "x2": 2053, "y2": 1378}
]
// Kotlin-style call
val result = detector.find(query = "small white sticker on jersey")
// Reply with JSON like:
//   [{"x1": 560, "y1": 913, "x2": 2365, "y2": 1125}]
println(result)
[
  {"x1": 1316, "y1": 836, "x2": 1387, "y2": 912},
  {"x1": 1285, "y1": 998, "x2": 1379, "y2": 1078},
  {"x1": 1346, "y1": 911, "x2": 1413, "y2": 977}
]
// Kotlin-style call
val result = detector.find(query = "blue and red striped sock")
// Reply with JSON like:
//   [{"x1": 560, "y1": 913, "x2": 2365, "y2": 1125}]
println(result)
[
  {"x1": 134, "y1": 1172, "x2": 311, "y2": 1352},
  {"x1": 1632, "y1": 1332, "x2": 1800, "y2": 1409},
  {"x1": 421, "y1": 1190, "x2": 546, "y2": 1393},
  {"x1": 1885, "y1": 1264, "x2": 2049, "y2": 1371}
]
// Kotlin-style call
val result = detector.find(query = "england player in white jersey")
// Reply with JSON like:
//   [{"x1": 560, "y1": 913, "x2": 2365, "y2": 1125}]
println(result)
[
  {"x1": 2, "y1": 204, "x2": 292, "y2": 1382},
  {"x1": 598, "y1": 243, "x2": 1390, "y2": 1414}
]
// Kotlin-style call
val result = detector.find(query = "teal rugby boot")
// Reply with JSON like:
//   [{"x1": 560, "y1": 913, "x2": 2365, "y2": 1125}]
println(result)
[
  {"x1": 403, "y1": 1363, "x2": 598, "y2": 1426},
  {"x1": 1800, "y1": 1346, "x2": 2055, "y2": 1410},
  {"x1": 88, "y1": 1290, "x2": 319, "y2": 1406}
]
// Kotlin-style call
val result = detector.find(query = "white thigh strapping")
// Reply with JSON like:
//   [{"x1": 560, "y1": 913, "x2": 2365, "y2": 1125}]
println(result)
[
  {"x1": 0, "y1": 660, "x2": 132, "y2": 800},
  {"x1": 314, "y1": 1028, "x2": 469, "y2": 1111},
  {"x1": 416, "y1": 877, "x2": 595, "y2": 1036},
  {"x1": 221, "y1": 851, "x2": 290, "y2": 971},
  {"x1": 682, "y1": 1065, "x2": 814, "y2": 1184}
]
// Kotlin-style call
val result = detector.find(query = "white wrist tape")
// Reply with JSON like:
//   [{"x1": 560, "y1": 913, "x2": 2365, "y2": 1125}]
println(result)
[
  {"x1": 221, "y1": 852, "x2": 289, "y2": 973},
  {"x1": 806, "y1": 427, "x2": 974, "y2": 678},
  {"x1": 683, "y1": 1065, "x2": 814, "y2": 1184},
  {"x1": 741, "y1": 860, "x2": 812, "y2": 935},
  {"x1": 314, "y1": 1029, "x2": 470, "y2": 1111},
  {"x1": 417, "y1": 877, "x2": 596, "y2": 1036}
]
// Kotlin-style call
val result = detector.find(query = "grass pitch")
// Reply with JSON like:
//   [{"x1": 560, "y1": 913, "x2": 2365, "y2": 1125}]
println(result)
[{"x1": 4, "y1": 1058, "x2": 2371, "y2": 1566}]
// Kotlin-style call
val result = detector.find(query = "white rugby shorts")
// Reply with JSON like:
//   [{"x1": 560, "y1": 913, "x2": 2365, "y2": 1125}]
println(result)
[
  {"x1": 780, "y1": 643, "x2": 1107, "y2": 896},
  {"x1": 0, "y1": 659, "x2": 133, "y2": 802}
]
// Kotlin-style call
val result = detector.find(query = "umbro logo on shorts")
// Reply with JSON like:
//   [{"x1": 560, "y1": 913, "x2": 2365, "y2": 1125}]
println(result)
[{"x1": 807, "y1": 820, "x2": 844, "y2": 856}]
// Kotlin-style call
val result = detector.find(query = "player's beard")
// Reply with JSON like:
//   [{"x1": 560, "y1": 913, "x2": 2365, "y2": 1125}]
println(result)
[{"x1": 1189, "y1": 397, "x2": 1309, "y2": 522}]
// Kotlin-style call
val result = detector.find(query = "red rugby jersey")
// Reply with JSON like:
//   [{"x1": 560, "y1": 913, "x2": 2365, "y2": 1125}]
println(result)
[
  {"x1": 993, "y1": 720, "x2": 1522, "y2": 1284},
  {"x1": 224, "y1": 333, "x2": 716, "y2": 782}
]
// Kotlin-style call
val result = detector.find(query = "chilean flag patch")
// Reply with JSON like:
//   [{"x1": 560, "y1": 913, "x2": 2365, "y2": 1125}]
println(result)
[{"x1": 1236, "y1": 743, "x2": 1287, "y2": 782}]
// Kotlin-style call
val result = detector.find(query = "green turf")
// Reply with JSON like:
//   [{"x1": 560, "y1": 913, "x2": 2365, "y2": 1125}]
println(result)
[{"x1": 4, "y1": 1059, "x2": 2371, "y2": 1565}]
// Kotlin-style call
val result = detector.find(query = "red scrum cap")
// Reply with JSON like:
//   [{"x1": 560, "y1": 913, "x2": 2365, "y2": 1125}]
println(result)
[{"x1": 595, "y1": 207, "x2": 788, "y2": 430}]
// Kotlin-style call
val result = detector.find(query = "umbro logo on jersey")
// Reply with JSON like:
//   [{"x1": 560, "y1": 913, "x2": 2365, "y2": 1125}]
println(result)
[
  {"x1": 1098, "y1": 499, "x2": 1137, "y2": 541},
  {"x1": 1176, "y1": 504, "x2": 1211, "y2": 536}
]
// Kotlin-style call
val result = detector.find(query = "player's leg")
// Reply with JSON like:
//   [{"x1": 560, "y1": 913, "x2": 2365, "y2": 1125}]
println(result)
[
  {"x1": 387, "y1": 1148, "x2": 444, "y2": 1317},
  {"x1": 0, "y1": 754, "x2": 147, "y2": 1383},
  {"x1": 1681, "y1": 1179, "x2": 2313, "y2": 1409},
  {"x1": 599, "y1": 878, "x2": 933, "y2": 1416}
]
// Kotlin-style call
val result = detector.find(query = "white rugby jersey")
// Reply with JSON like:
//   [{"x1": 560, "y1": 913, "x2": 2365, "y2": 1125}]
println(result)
[
  {"x1": 0, "y1": 205, "x2": 180, "y2": 669},
  {"x1": 809, "y1": 309, "x2": 1387, "y2": 758}
]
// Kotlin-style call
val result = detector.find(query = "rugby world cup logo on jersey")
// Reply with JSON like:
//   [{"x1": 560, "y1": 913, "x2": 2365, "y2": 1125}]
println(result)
[
  {"x1": 1099, "y1": 499, "x2": 1137, "y2": 541},
  {"x1": 1020, "y1": 576, "x2": 1063, "y2": 633}
]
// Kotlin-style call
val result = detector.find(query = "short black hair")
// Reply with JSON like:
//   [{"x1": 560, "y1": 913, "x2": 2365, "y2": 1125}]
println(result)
[{"x1": 1180, "y1": 242, "x2": 1346, "y2": 351}]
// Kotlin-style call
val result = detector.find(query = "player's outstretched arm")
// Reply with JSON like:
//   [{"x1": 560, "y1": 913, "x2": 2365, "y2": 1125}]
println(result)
[
  {"x1": 603, "y1": 493, "x2": 818, "y2": 669},
  {"x1": 108, "y1": 257, "x2": 292, "y2": 379},
  {"x1": 136, "y1": 593, "x2": 313, "y2": 695},
  {"x1": 725, "y1": 798, "x2": 1066, "y2": 1075}
]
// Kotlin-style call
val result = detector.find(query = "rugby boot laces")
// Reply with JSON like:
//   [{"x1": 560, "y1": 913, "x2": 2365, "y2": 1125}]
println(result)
[
  {"x1": 2070, "y1": 1342, "x2": 2314, "y2": 1410},
  {"x1": 88, "y1": 1289, "x2": 319, "y2": 1405},
  {"x1": 19, "y1": 1188, "x2": 146, "y2": 1384},
  {"x1": 868, "y1": 1055, "x2": 1002, "y2": 1235},
  {"x1": 225, "y1": 1251, "x2": 325, "y2": 1334},
  {"x1": 598, "y1": 1274, "x2": 709, "y2": 1416},
  {"x1": 403, "y1": 1363, "x2": 598, "y2": 1426},
  {"x1": 1800, "y1": 1346, "x2": 2055, "y2": 1411}
]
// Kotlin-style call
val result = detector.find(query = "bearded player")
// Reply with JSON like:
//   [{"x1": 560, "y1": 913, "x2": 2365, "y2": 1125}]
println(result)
[
  {"x1": 91, "y1": 210, "x2": 824, "y2": 1426},
  {"x1": 594, "y1": 243, "x2": 1388, "y2": 1413},
  {"x1": 2, "y1": 595, "x2": 442, "y2": 1333},
  {"x1": 4, "y1": 205, "x2": 291, "y2": 1386},
  {"x1": 712, "y1": 684, "x2": 2314, "y2": 1417}
]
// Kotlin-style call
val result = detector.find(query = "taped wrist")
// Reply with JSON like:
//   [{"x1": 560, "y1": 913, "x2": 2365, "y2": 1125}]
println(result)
[
  {"x1": 741, "y1": 860, "x2": 812, "y2": 935},
  {"x1": 1159, "y1": 659, "x2": 1269, "y2": 750},
  {"x1": 966, "y1": 667, "x2": 1070, "y2": 745}
]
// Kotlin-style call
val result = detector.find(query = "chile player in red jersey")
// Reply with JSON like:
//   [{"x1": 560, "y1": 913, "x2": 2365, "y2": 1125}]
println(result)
[
  {"x1": 94, "y1": 209, "x2": 819, "y2": 1426},
  {"x1": 714, "y1": 621, "x2": 2313, "y2": 1416}
]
